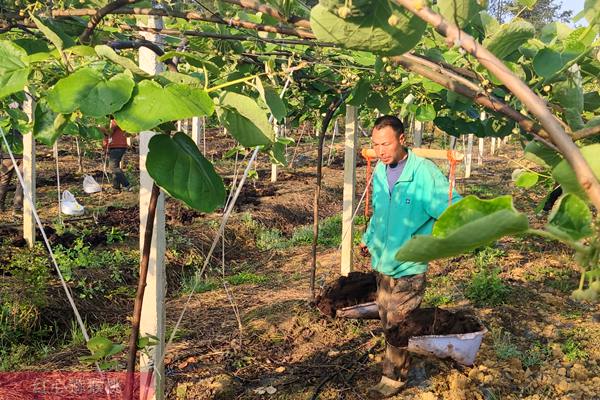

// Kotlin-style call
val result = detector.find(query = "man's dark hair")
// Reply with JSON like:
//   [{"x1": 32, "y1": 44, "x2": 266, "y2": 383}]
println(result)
[{"x1": 372, "y1": 115, "x2": 404, "y2": 137}]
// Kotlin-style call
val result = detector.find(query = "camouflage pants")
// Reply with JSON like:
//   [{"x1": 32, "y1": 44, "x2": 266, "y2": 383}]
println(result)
[{"x1": 376, "y1": 272, "x2": 426, "y2": 381}]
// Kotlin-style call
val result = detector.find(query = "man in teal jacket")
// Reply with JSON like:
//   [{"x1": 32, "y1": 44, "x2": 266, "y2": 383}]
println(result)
[{"x1": 360, "y1": 115, "x2": 461, "y2": 398}]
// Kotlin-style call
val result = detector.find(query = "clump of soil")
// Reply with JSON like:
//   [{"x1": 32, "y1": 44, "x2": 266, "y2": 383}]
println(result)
[
  {"x1": 98, "y1": 206, "x2": 139, "y2": 231},
  {"x1": 315, "y1": 271, "x2": 377, "y2": 317},
  {"x1": 387, "y1": 308, "x2": 483, "y2": 347}
]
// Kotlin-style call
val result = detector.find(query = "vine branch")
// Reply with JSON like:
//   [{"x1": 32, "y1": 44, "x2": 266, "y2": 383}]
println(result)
[
  {"x1": 79, "y1": 0, "x2": 141, "y2": 43},
  {"x1": 52, "y1": 7, "x2": 316, "y2": 39}
]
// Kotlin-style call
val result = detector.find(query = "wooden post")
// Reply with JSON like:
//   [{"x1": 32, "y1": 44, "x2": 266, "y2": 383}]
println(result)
[
  {"x1": 22, "y1": 92, "x2": 35, "y2": 247},
  {"x1": 138, "y1": 15, "x2": 166, "y2": 400},
  {"x1": 341, "y1": 106, "x2": 357, "y2": 276},
  {"x1": 491, "y1": 137, "x2": 496, "y2": 155},
  {"x1": 465, "y1": 133, "x2": 473, "y2": 178},
  {"x1": 191, "y1": 117, "x2": 203, "y2": 149}
]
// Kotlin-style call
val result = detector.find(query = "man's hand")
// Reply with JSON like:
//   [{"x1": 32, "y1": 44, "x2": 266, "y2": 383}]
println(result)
[{"x1": 359, "y1": 243, "x2": 369, "y2": 257}]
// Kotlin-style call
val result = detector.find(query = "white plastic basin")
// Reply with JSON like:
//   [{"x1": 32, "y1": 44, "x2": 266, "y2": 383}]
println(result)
[{"x1": 407, "y1": 326, "x2": 487, "y2": 366}]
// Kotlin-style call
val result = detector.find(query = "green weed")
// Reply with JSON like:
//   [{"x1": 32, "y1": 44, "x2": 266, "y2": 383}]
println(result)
[
  {"x1": 290, "y1": 214, "x2": 343, "y2": 248},
  {"x1": 465, "y1": 267, "x2": 510, "y2": 307},
  {"x1": 473, "y1": 246, "x2": 504, "y2": 269},
  {"x1": 423, "y1": 275, "x2": 453, "y2": 307},
  {"x1": 256, "y1": 227, "x2": 288, "y2": 250},
  {"x1": 180, "y1": 274, "x2": 219, "y2": 294},
  {"x1": 106, "y1": 227, "x2": 126, "y2": 244},
  {"x1": 491, "y1": 328, "x2": 522, "y2": 360},
  {"x1": 226, "y1": 272, "x2": 268, "y2": 286},
  {"x1": 521, "y1": 341, "x2": 551, "y2": 368},
  {"x1": 561, "y1": 338, "x2": 588, "y2": 362}
]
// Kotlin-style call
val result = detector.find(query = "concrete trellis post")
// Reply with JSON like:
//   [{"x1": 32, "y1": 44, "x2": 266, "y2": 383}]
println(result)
[
  {"x1": 465, "y1": 133, "x2": 473, "y2": 178},
  {"x1": 138, "y1": 15, "x2": 166, "y2": 400},
  {"x1": 22, "y1": 93, "x2": 35, "y2": 247},
  {"x1": 191, "y1": 116, "x2": 203, "y2": 149},
  {"x1": 491, "y1": 137, "x2": 496, "y2": 155},
  {"x1": 271, "y1": 122, "x2": 279, "y2": 183},
  {"x1": 413, "y1": 120, "x2": 423, "y2": 147},
  {"x1": 341, "y1": 106, "x2": 358, "y2": 276},
  {"x1": 478, "y1": 138, "x2": 484, "y2": 166}
]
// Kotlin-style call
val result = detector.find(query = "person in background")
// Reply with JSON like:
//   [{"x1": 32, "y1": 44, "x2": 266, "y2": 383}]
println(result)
[
  {"x1": 102, "y1": 116, "x2": 131, "y2": 192},
  {"x1": 360, "y1": 115, "x2": 461, "y2": 399},
  {"x1": 0, "y1": 129, "x2": 24, "y2": 214}
]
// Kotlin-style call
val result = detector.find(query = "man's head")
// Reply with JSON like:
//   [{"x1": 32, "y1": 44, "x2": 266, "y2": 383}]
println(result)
[{"x1": 371, "y1": 115, "x2": 406, "y2": 165}]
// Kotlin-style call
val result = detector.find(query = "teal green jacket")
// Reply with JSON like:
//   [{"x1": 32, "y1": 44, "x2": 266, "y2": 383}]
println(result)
[{"x1": 362, "y1": 149, "x2": 461, "y2": 278}]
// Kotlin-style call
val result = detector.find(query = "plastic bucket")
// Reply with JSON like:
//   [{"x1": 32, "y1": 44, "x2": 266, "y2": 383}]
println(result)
[{"x1": 407, "y1": 326, "x2": 487, "y2": 366}]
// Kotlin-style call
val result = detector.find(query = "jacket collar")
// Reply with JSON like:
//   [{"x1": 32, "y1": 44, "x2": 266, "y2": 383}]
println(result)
[{"x1": 376, "y1": 148, "x2": 418, "y2": 184}]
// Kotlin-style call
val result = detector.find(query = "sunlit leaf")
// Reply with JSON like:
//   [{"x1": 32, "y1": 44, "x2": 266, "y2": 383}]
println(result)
[
  {"x1": 147, "y1": 132, "x2": 226, "y2": 212},
  {"x1": 95, "y1": 45, "x2": 151, "y2": 77},
  {"x1": 552, "y1": 144, "x2": 600, "y2": 201},
  {"x1": 114, "y1": 80, "x2": 214, "y2": 133},
  {"x1": 0, "y1": 41, "x2": 30, "y2": 99},
  {"x1": 396, "y1": 196, "x2": 529, "y2": 262},
  {"x1": 438, "y1": 0, "x2": 486, "y2": 28},
  {"x1": 512, "y1": 170, "x2": 539, "y2": 188},
  {"x1": 483, "y1": 19, "x2": 535, "y2": 60},
  {"x1": 46, "y1": 68, "x2": 134, "y2": 117},
  {"x1": 546, "y1": 193, "x2": 593, "y2": 241},
  {"x1": 310, "y1": 1, "x2": 426, "y2": 55},
  {"x1": 216, "y1": 92, "x2": 275, "y2": 146}
]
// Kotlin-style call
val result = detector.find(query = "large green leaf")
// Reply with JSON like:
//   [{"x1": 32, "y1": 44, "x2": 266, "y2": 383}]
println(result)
[
  {"x1": 255, "y1": 77, "x2": 287, "y2": 123},
  {"x1": 438, "y1": 0, "x2": 486, "y2": 28},
  {"x1": 216, "y1": 92, "x2": 275, "y2": 146},
  {"x1": 12, "y1": 39, "x2": 50, "y2": 55},
  {"x1": 513, "y1": 170, "x2": 539, "y2": 188},
  {"x1": 524, "y1": 141, "x2": 562, "y2": 169},
  {"x1": 483, "y1": 19, "x2": 535, "y2": 60},
  {"x1": 30, "y1": 15, "x2": 75, "y2": 51},
  {"x1": 347, "y1": 79, "x2": 371, "y2": 106},
  {"x1": 157, "y1": 71, "x2": 203, "y2": 87},
  {"x1": 415, "y1": 103, "x2": 436, "y2": 122},
  {"x1": 95, "y1": 45, "x2": 151, "y2": 77},
  {"x1": 396, "y1": 196, "x2": 529, "y2": 262},
  {"x1": 114, "y1": 80, "x2": 214, "y2": 133},
  {"x1": 46, "y1": 68, "x2": 134, "y2": 117},
  {"x1": 553, "y1": 77, "x2": 584, "y2": 131},
  {"x1": 310, "y1": 2, "x2": 426, "y2": 55},
  {"x1": 147, "y1": 132, "x2": 225, "y2": 212},
  {"x1": 479, "y1": 11, "x2": 500, "y2": 36},
  {"x1": 546, "y1": 193, "x2": 593, "y2": 241},
  {"x1": 539, "y1": 22, "x2": 572, "y2": 43},
  {"x1": 366, "y1": 92, "x2": 391, "y2": 114},
  {"x1": 33, "y1": 100, "x2": 67, "y2": 146},
  {"x1": 434, "y1": 116, "x2": 458, "y2": 136},
  {"x1": 552, "y1": 144, "x2": 600, "y2": 201},
  {"x1": 583, "y1": 92, "x2": 600, "y2": 112},
  {"x1": 532, "y1": 48, "x2": 564, "y2": 79},
  {"x1": 0, "y1": 41, "x2": 30, "y2": 99}
]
